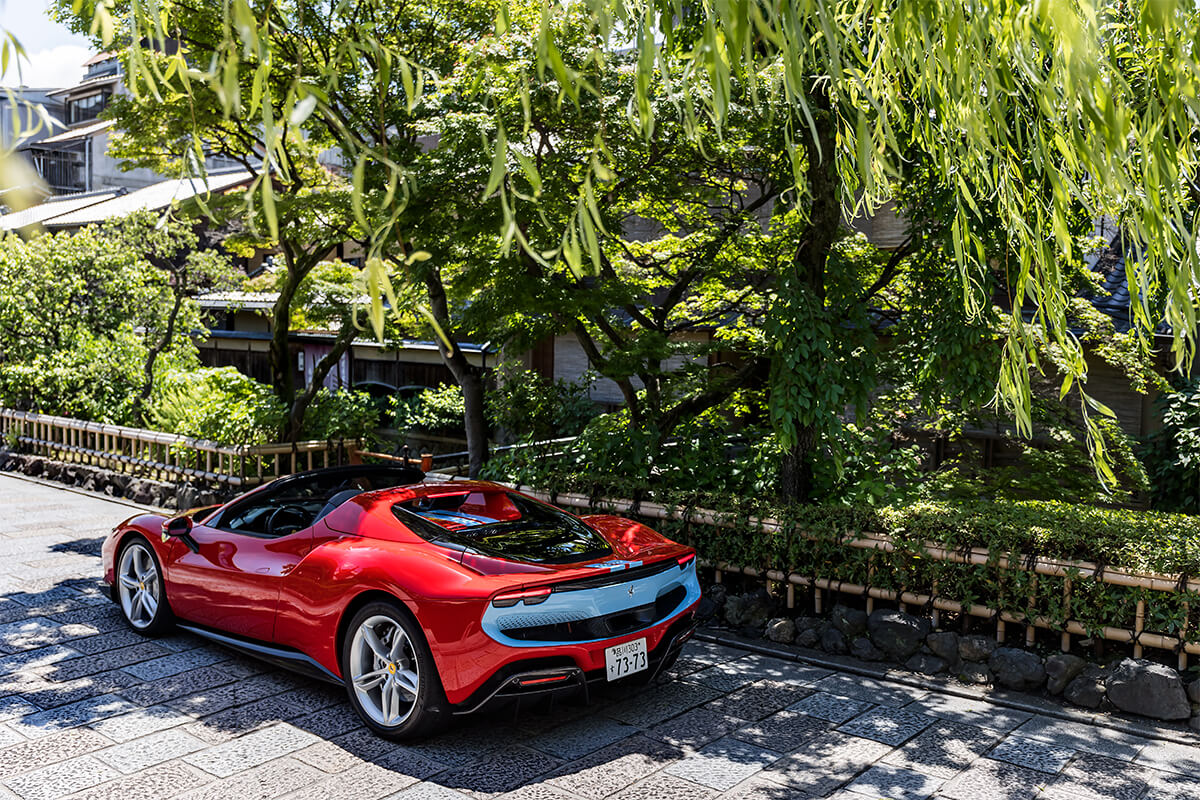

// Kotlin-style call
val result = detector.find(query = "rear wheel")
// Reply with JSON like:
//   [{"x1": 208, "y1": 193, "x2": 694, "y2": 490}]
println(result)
[
  {"x1": 341, "y1": 600, "x2": 449, "y2": 739},
  {"x1": 115, "y1": 536, "x2": 173, "y2": 635}
]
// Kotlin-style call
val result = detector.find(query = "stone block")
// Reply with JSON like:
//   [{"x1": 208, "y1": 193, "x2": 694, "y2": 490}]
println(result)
[
  {"x1": 868, "y1": 609, "x2": 924, "y2": 660},
  {"x1": 989, "y1": 647, "x2": 1045, "y2": 691},
  {"x1": 1105, "y1": 658, "x2": 1190, "y2": 721},
  {"x1": 829, "y1": 604, "x2": 868, "y2": 638}
]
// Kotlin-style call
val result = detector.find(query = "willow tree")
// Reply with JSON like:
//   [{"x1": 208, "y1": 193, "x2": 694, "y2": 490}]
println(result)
[
  {"x1": 0, "y1": 30, "x2": 56, "y2": 211},
  {"x1": 63, "y1": 0, "x2": 1200, "y2": 497}
]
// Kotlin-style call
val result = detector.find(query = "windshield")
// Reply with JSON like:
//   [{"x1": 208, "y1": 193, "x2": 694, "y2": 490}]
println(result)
[
  {"x1": 392, "y1": 491, "x2": 612, "y2": 564},
  {"x1": 212, "y1": 465, "x2": 424, "y2": 537}
]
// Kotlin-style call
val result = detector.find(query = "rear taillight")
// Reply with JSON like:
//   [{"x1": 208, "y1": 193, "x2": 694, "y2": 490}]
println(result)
[
  {"x1": 516, "y1": 673, "x2": 571, "y2": 686},
  {"x1": 491, "y1": 587, "x2": 552, "y2": 608},
  {"x1": 677, "y1": 553, "x2": 696, "y2": 569}
]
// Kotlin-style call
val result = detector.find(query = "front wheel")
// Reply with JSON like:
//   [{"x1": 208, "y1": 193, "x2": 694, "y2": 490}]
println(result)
[
  {"x1": 115, "y1": 536, "x2": 174, "y2": 635},
  {"x1": 341, "y1": 601, "x2": 449, "y2": 739}
]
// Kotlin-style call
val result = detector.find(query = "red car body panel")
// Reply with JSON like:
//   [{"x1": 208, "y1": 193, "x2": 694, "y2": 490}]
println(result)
[
  {"x1": 102, "y1": 474, "x2": 700, "y2": 707},
  {"x1": 164, "y1": 524, "x2": 313, "y2": 641}
]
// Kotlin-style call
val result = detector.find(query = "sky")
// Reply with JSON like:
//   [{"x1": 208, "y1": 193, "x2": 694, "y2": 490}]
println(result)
[{"x1": 1, "y1": 0, "x2": 91, "y2": 89}]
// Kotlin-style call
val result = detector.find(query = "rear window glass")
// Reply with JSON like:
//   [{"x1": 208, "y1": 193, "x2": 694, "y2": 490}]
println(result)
[
  {"x1": 398, "y1": 490, "x2": 522, "y2": 529},
  {"x1": 391, "y1": 491, "x2": 612, "y2": 564}
]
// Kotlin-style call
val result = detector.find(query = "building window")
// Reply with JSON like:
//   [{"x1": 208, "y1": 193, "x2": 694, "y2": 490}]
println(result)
[
  {"x1": 29, "y1": 149, "x2": 84, "y2": 194},
  {"x1": 68, "y1": 92, "x2": 110, "y2": 125}
]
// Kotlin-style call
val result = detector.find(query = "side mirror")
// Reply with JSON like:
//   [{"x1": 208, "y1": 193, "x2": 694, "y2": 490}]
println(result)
[
  {"x1": 161, "y1": 515, "x2": 200, "y2": 553},
  {"x1": 163, "y1": 516, "x2": 192, "y2": 536}
]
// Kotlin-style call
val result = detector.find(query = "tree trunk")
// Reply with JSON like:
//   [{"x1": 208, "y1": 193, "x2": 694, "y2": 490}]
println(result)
[
  {"x1": 134, "y1": 290, "x2": 184, "y2": 424},
  {"x1": 269, "y1": 249, "x2": 309, "y2": 406},
  {"x1": 776, "y1": 93, "x2": 840, "y2": 503},
  {"x1": 569, "y1": 321, "x2": 642, "y2": 424},
  {"x1": 456, "y1": 369, "x2": 489, "y2": 478},
  {"x1": 285, "y1": 313, "x2": 357, "y2": 441},
  {"x1": 423, "y1": 268, "x2": 489, "y2": 476},
  {"x1": 779, "y1": 426, "x2": 816, "y2": 502}
]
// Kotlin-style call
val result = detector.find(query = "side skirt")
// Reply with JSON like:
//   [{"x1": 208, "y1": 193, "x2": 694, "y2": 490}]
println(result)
[{"x1": 176, "y1": 623, "x2": 342, "y2": 685}]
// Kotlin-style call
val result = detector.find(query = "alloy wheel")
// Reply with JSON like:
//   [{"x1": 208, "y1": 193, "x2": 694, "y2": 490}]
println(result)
[
  {"x1": 117, "y1": 542, "x2": 161, "y2": 629},
  {"x1": 348, "y1": 614, "x2": 421, "y2": 727}
]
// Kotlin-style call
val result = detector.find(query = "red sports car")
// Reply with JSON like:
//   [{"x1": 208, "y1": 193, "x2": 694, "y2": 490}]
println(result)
[{"x1": 102, "y1": 465, "x2": 701, "y2": 738}]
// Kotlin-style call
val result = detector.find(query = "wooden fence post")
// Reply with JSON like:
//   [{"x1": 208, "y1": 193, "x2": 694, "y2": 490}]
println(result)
[
  {"x1": 1061, "y1": 578, "x2": 1072, "y2": 653},
  {"x1": 1134, "y1": 599, "x2": 1145, "y2": 659}
]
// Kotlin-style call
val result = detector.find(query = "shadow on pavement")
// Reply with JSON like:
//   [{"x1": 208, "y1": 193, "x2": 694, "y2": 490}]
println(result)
[
  {"x1": 0, "y1": 534, "x2": 757, "y2": 800},
  {"x1": 49, "y1": 537, "x2": 106, "y2": 558}
]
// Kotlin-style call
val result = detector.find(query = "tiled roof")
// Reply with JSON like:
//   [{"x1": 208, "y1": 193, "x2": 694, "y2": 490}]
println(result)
[
  {"x1": 42, "y1": 169, "x2": 254, "y2": 228},
  {"x1": 0, "y1": 188, "x2": 124, "y2": 231},
  {"x1": 46, "y1": 75, "x2": 120, "y2": 98},
  {"x1": 1086, "y1": 238, "x2": 1135, "y2": 330},
  {"x1": 1079, "y1": 234, "x2": 1177, "y2": 336},
  {"x1": 34, "y1": 119, "x2": 113, "y2": 145},
  {"x1": 196, "y1": 291, "x2": 279, "y2": 311}
]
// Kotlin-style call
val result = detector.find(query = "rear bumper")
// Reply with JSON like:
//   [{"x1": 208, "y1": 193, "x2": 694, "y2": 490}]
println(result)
[
  {"x1": 481, "y1": 560, "x2": 701, "y2": 647},
  {"x1": 452, "y1": 602, "x2": 699, "y2": 715}
]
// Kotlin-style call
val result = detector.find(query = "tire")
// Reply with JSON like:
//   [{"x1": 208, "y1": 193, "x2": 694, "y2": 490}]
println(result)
[
  {"x1": 114, "y1": 535, "x2": 174, "y2": 636},
  {"x1": 341, "y1": 600, "x2": 449, "y2": 740}
]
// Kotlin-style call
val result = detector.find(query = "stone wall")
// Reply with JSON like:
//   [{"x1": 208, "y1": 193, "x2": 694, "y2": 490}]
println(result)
[
  {"x1": 0, "y1": 451, "x2": 232, "y2": 511},
  {"x1": 712, "y1": 585, "x2": 1200, "y2": 728}
]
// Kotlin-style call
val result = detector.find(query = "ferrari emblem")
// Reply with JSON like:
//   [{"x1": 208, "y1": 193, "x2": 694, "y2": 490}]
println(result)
[
  {"x1": 386, "y1": 662, "x2": 397, "y2": 674},
  {"x1": 628, "y1": 586, "x2": 635, "y2": 597}
]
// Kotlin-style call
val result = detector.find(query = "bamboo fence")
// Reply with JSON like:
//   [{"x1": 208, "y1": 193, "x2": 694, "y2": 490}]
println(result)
[
  {"x1": 513, "y1": 486, "x2": 1200, "y2": 670},
  {"x1": 0, "y1": 408, "x2": 357, "y2": 487}
]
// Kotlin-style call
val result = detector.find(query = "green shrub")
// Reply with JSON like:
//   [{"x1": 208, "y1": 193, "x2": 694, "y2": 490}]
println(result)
[
  {"x1": 0, "y1": 213, "x2": 231, "y2": 426},
  {"x1": 486, "y1": 366, "x2": 598, "y2": 441},
  {"x1": 490, "y1": 408, "x2": 1200, "y2": 642},
  {"x1": 0, "y1": 332, "x2": 152, "y2": 424},
  {"x1": 486, "y1": 401, "x2": 1143, "y2": 512},
  {"x1": 392, "y1": 384, "x2": 465, "y2": 435},
  {"x1": 809, "y1": 421, "x2": 925, "y2": 507},
  {"x1": 150, "y1": 367, "x2": 286, "y2": 445},
  {"x1": 1142, "y1": 379, "x2": 1200, "y2": 513},
  {"x1": 612, "y1": 494, "x2": 1200, "y2": 646},
  {"x1": 483, "y1": 408, "x2": 772, "y2": 498},
  {"x1": 302, "y1": 388, "x2": 379, "y2": 441},
  {"x1": 917, "y1": 411, "x2": 1149, "y2": 506}
]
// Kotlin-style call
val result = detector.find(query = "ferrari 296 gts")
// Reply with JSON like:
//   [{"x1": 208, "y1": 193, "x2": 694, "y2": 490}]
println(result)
[{"x1": 102, "y1": 465, "x2": 701, "y2": 738}]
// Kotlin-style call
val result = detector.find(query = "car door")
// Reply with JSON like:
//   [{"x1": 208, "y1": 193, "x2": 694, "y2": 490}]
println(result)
[{"x1": 163, "y1": 521, "x2": 314, "y2": 642}]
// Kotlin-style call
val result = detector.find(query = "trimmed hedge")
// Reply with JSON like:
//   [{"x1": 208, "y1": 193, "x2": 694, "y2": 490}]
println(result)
[
  {"x1": 600, "y1": 496, "x2": 1200, "y2": 648},
  {"x1": 615, "y1": 498, "x2": 1200, "y2": 577}
]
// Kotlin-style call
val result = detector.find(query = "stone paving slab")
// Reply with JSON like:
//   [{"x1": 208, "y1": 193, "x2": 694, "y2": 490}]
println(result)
[{"x1": 1, "y1": 472, "x2": 1200, "y2": 799}]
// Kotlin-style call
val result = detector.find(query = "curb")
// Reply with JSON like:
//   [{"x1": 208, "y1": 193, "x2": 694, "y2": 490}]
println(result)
[
  {"x1": 0, "y1": 470, "x2": 168, "y2": 515},
  {"x1": 696, "y1": 628, "x2": 1200, "y2": 749}
]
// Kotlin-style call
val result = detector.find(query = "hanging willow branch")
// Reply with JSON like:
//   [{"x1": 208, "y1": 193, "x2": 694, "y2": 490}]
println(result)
[
  {"x1": 0, "y1": 29, "x2": 55, "y2": 213},
  {"x1": 50, "y1": 0, "x2": 1200, "y2": 483}
]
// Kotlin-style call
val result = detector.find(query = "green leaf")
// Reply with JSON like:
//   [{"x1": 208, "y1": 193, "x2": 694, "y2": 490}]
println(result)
[
  {"x1": 483, "y1": 122, "x2": 508, "y2": 200},
  {"x1": 288, "y1": 93, "x2": 317, "y2": 126}
]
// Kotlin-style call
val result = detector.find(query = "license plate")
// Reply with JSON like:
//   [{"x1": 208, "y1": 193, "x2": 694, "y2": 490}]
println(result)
[{"x1": 605, "y1": 637, "x2": 648, "y2": 681}]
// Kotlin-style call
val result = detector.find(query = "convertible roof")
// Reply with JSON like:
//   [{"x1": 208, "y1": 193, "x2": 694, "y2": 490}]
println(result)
[{"x1": 269, "y1": 463, "x2": 426, "y2": 490}]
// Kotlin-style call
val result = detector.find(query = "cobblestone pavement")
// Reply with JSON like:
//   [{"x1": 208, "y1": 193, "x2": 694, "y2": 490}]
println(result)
[{"x1": 3, "y1": 474, "x2": 1200, "y2": 800}]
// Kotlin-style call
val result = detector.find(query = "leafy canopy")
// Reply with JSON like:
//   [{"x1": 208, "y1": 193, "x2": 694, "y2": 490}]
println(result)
[
  {"x1": 0, "y1": 213, "x2": 233, "y2": 423},
  {"x1": 51, "y1": 0, "x2": 1200, "y2": 480}
]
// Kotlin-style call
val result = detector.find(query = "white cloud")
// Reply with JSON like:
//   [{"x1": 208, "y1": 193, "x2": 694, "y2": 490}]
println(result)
[{"x1": 3, "y1": 44, "x2": 89, "y2": 88}]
